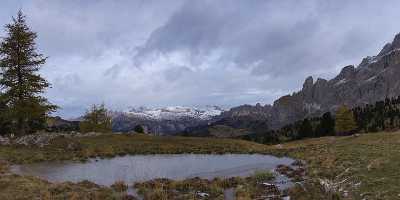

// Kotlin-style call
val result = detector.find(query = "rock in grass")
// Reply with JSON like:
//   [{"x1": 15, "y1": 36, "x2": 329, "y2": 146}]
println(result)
[
  {"x1": 291, "y1": 160, "x2": 305, "y2": 167},
  {"x1": 276, "y1": 165, "x2": 294, "y2": 176},
  {"x1": 196, "y1": 191, "x2": 209, "y2": 198},
  {"x1": 0, "y1": 136, "x2": 10, "y2": 145},
  {"x1": 282, "y1": 196, "x2": 291, "y2": 200}
]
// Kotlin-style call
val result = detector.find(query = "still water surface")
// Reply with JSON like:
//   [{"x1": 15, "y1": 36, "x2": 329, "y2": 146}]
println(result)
[{"x1": 11, "y1": 154, "x2": 293, "y2": 187}]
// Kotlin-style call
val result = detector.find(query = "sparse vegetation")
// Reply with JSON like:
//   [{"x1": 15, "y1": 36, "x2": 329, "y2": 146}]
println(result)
[
  {"x1": 251, "y1": 170, "x2": 275, "y2": 183},
  {"x1": 134, "y1": 176, "x2": 283, "y2": 200}
]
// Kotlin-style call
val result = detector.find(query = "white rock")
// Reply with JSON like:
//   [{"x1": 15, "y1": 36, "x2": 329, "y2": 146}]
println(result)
[
  {"x1": 0, "y1": 136, "x2": 10, "y2": 145},
  {"x1": 282, "y1": 196, "x2": 291, "y2": 200},
  {"x1": 262, "y1": 182, "x2": 274, "y2": 186},
  {"x1": 196, "y1": 192, "x2": 209, "y2": 197}
]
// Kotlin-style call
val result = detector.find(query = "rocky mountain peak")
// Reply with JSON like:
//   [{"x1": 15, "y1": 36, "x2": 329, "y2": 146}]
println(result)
[
  {"x1": 315, "y1": 78, "x2": 328, "y2": 85},
  {"x1": 378, "y1": 33, "x2": 400, "y2": 56},
  {"x1": 302, "y1": 76, "x2": 314, "y2": 90},
  {"x1": 334, "y1": 65, "x2": 356, "y2": 81},
  {"x1": 215, "y1": 32, "x2": 400, "y2": 131}
]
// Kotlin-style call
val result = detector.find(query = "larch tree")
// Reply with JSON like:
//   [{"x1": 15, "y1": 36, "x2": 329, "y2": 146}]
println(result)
[
  {"x1": 335, "y1": 105, "x2": 357, "y2": 135},
  {"x1": 79, "y1": 104, "x2": 112, "y2": 133},
  {"x1": 0, "y1": 11, "x2": 57, "y2": 135}
]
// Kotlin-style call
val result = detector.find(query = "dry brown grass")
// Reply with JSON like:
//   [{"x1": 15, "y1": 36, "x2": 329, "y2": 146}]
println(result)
[
  {"x1": 0, "y1": 174, "x2": 118, "y2": 200},
  {"x1": 269, "y1": 131, "x2": 400, "y2": 199},
  {"x1": 0, "y1": 160, "x2": 9, "y2": 174},
  {"x1": 111, "y1": 180, "x2": 128, "y2": 193},
  {"x1": 0, "y1": 133, "x2": 271, "y2": 164}
]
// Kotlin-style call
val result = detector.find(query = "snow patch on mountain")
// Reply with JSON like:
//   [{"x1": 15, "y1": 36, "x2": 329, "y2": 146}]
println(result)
[
  {"x1": 123, "y1": 106, "x2": 226, "y2": 121},
  {"x1": 334, "y1": 78, "x2": 347, "y2": 86}
]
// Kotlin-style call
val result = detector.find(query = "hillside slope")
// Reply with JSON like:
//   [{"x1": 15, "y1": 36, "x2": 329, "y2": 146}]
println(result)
[{"x1": 269, "y1": 131, "x2": 400, "y2": 199}]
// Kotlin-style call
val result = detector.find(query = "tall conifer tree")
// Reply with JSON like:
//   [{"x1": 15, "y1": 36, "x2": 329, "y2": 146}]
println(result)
[{"x1": 0, "y1": 11, "x2": 57, "y2": 135}]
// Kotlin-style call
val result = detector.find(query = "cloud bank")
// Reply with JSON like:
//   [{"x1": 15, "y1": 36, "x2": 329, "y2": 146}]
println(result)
[{"x1": 1, "y1": 0, "x2": 400, "y2": 118}]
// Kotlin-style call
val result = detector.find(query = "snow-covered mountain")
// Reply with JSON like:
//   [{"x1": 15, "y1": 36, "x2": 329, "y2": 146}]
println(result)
[
  {"x1": 124, "y1": 106, "x2": 225, "y2": 120},
  {"x1": 111, "y1": 106, "x2": 226, "y2": 135}
]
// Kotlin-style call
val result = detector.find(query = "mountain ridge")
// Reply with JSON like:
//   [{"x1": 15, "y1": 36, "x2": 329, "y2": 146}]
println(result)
[
  {"x1": 66, "y1": 33, "x2": 400, "y2": 136},
  {"x1": 111, "y1": 105, "x2": 226, "y2": 135},
  {"x1": 207, "y1": 32, "x2": 400, "y2": 132}
]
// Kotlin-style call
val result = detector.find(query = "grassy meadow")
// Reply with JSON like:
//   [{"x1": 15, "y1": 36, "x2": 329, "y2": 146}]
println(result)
[
  {"x1": 269, "y1": 131, "x2": 400, "y2": 200},
  {"x1": 0, "y1": 131, "x2": 399, "y2": 199}
]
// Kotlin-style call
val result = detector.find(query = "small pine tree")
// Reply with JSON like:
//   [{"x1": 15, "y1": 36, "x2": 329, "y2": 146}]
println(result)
[
  {"x1": 335, "y1": 105, "x2": 357, "y2": 135},
  {"x1": 0, "y1": 11, "x2": 57, "y2": 135},
  {"x1": 134, "y1": 125, "x2": 144, "y2": 133},
  {"x1": 316, "y1": 112, "x2": 335, "y2": 136},
  {"x1": 79, "y1": 104, "x2": 112, "y2": 133},
  {"x1": 298, "y1": 118, "x2": 313, "y2": 139}
]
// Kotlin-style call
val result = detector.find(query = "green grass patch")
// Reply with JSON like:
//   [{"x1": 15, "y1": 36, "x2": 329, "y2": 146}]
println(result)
[{"x1": 251, "y1": 170, "x2": 275, "y2": 183}]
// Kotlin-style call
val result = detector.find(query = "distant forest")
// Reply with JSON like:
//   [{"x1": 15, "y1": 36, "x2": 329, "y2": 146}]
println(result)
[{"x1": 240, "y1": 96, "x2": 400, "y2": 144}]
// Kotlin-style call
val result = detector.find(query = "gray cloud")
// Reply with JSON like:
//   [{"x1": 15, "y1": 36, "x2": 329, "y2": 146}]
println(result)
[
  {"x1": 1, "y1": 0, "x2": 400, "y2": 118},
  {"x1": 137, "y1": 0, "x2": 400, "y2": 77}
]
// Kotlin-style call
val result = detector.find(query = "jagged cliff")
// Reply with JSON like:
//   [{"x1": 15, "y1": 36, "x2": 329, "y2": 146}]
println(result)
[{"x1": 220, "y1": 33, "x2": 400, "y2": 130}]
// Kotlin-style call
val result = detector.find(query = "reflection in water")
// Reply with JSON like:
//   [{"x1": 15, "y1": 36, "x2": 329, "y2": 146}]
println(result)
[{"x1": 11, "y1": 154, "x2": 293, "y2": 187}]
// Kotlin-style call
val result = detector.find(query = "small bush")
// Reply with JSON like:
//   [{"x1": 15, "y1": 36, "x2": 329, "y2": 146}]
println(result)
[
  {"x1": 111, "y1": 181, "x2": 128, "y2": 192},
  {"x1": 0, "y1": 160, "x2": 9, "y2": 173},
  {"x1": 134, "y1": 125, "x2": 144, "y2": 133},
  {"x1": 251, "y1": 170, "x2": 275, "y2": 182},
  {"x1": 235, "y1": 186, "x2": 252, "y2": 200}
]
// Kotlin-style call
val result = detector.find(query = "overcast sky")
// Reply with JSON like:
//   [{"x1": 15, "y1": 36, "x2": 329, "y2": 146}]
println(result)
[{"x1": 1, "y1": 0, "x2": 400, "y2": 118}]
